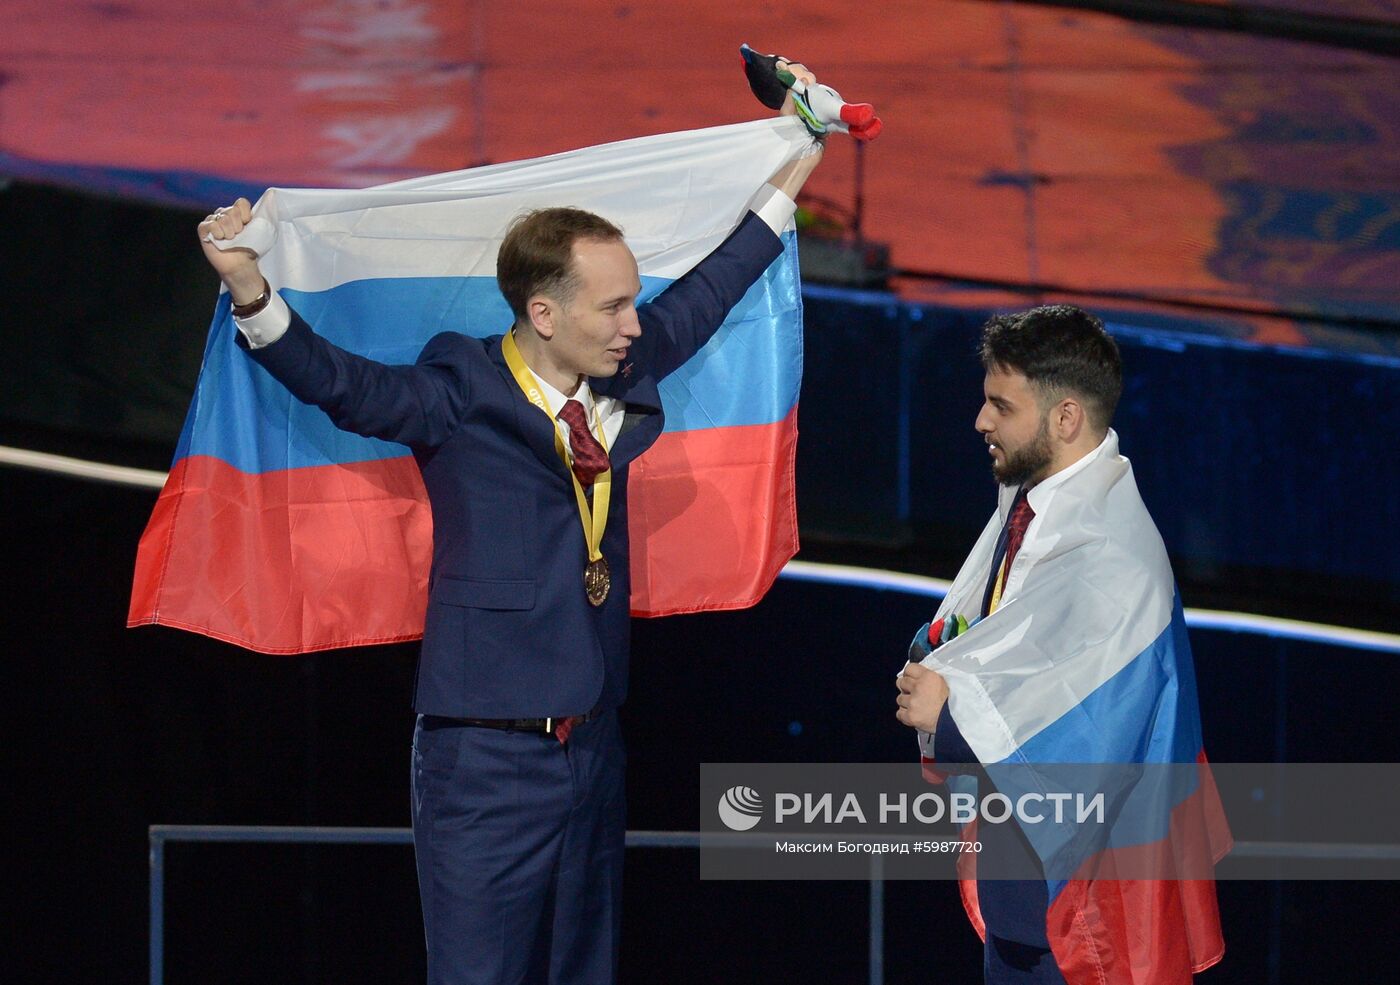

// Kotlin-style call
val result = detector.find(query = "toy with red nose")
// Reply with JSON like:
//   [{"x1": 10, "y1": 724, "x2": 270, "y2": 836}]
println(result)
[{"x1": 740, "y1": 43, "x2": 883, "y2": 142}]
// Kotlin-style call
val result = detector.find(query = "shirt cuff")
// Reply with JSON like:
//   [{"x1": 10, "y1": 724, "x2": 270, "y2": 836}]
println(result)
[
  {"x1": 234, "y1": 291, "x2": 291, "y2": 349},
  {"x1": 750, "y1": 183, "x2": 798, "y2": 235}
]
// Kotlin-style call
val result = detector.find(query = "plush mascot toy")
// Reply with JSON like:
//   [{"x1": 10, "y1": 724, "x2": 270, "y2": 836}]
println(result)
[{"x1": 741, "y1": 43, "x2": 883, "y2": 141}]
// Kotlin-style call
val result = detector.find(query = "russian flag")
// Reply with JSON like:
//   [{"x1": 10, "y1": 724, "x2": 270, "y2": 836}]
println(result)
[
  {"x1": 916, "y1": 433, "x2": 1231, "y2": 983},
  {"x1": 129, "y1": 118, "x2": 814, "y2": 653}
]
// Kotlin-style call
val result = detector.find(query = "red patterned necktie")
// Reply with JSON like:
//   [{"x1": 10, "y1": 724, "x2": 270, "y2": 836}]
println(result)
[
  {"x1": 556, "y1": 399, "x2": 610, "y2": 487},
  {"x1": 554, "y1": 716, "x2": 580, "y2": 744},
  {"x1": 984, "y1": 489, "x2": 1036, "y2": 617},
  {"x1": 1002, "y1": 492, "x2": 1036, "y2": 574}
]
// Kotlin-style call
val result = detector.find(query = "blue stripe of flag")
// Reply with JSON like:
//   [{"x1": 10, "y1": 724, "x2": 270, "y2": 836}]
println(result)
[
  {"x1": 987, "y1": 596, "x2": 1207, "y2": 901},
  {"x1": 176, "y1": 233, "x2": 801, "y2": 473}
]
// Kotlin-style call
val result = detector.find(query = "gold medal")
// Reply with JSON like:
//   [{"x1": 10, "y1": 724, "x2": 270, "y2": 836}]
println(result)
[{"x1": 584, "y1": 556, "x2": 611, "y2": 607}]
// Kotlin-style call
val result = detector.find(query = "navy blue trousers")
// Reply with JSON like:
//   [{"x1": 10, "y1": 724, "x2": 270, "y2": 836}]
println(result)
[{"x1": 411, "y1": 711, "x2": 625, "y2": 985}]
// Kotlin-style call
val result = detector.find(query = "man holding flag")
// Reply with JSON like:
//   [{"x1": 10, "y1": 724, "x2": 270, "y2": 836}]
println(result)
[
  {"x1": 196, "y1": 64, "x2": 823, "y2": 985},
  {"x1": 895, "y1": 305, "x2": 1228, "y2": 984}
]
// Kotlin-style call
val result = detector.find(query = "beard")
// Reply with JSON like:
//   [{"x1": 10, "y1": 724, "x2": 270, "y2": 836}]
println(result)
[{"x1": 993, "y1": 414, "x2": 1054, "y2": 486}]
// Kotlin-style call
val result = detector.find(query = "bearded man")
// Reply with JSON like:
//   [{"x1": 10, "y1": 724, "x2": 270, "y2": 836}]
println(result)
[{"x1": 896, "y1": 305, "x2": 1227, "y2": 985}]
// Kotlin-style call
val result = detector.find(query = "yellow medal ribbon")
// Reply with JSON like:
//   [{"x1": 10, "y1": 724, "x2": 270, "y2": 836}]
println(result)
[
  {"x1": 501, "y1": 330, "x2": 613, "y2": 601},
  {"x1": 988, "y1": 556, "x2": 1009, "y2": 614}
]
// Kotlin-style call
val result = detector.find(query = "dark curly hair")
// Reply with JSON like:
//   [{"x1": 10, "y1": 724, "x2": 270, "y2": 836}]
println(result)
[{"x1": 979, "y1": 304, "x2": 1123, "y2": 431}]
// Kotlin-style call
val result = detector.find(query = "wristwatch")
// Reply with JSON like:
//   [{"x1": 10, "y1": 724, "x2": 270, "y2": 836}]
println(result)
[{"x1": 231, "y1": 279, "x2": 272, "y2": 318}]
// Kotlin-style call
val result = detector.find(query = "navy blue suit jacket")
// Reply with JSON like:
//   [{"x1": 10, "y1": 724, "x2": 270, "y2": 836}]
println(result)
[{"x1": 244, "y1": 212, "x2": 783, "y2": 719}]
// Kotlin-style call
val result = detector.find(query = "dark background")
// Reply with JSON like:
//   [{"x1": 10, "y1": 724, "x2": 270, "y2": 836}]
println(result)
[{"x1": 6, "y1": 468, "x2": 1400, "y2": 984}]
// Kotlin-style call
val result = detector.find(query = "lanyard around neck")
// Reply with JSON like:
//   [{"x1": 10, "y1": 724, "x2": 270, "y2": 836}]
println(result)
[{"x1": 500, "y1": 329, "x2": 612, "y2": 564}]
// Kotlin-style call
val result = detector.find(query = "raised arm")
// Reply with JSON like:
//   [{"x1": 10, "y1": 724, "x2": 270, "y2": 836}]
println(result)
[
  {"x1": 637, "y1": 61, "x2": 825, "y2": 380},
  {"x1": 766, "y1": 141, "x2": 823, "y2": 203},
  {"x1": 199, "y1": 201, "x2": 469, "y2": 449}
]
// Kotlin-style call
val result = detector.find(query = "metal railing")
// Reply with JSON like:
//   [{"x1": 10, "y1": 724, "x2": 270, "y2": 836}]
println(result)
[
  {"x1": 148, "y1": 826, "x2": 889, "y2": 985},
  {"x1": 149, "y1": 825, "x2": 1400, "y2": 985}
]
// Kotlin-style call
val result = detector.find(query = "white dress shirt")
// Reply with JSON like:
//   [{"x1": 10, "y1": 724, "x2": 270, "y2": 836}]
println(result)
[{"x1": 534, "y1": 372, "x2": 622, "y2": 451}]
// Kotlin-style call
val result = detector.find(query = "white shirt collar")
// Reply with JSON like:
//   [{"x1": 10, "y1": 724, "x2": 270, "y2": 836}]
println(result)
[
  {"x1": 534, "y1": 373, "x2": 595, "y2": 422},
  {"x1": 1007, "y1": 428, "x2": 1119, "y2": 515}
]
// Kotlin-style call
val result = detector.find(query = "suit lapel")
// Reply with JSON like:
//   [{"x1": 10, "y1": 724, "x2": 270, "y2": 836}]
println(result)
[
  {"x1": 592, "y1": 371, "x2": 663, "y2": 469},
  {"x1": 484, "y1": 336, "x2": 666, "y2": 476},
  {"x1": 486, "y1": 335, "x2": 572, "y2": 482}
]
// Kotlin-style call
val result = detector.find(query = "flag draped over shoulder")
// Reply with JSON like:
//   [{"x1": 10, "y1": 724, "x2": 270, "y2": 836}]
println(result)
[
  {"x1": 129, "y1": 118, "x2": 814, "y2": 654},
  {"x1": 918, "y1": 431, "x2": 1231, "y2": 984}
]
